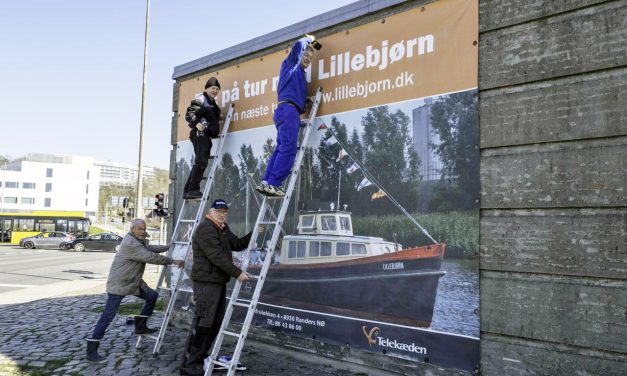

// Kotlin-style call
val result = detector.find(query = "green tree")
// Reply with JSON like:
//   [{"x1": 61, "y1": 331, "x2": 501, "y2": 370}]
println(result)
[
  {"x1": 258, "y1": 138, "x2": 275, "y2": 176},
  {"x1": 238, "y1": 144, "x2": 260, "y2": 184},
  {"x1": 359, "y1": 106, "x2": 420, "y2": 214},
  {"x1": 429, "y1": 90, "x2": 479, "y2": 210}
]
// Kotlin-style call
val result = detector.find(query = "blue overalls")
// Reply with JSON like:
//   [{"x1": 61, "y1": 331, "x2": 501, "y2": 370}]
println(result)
[{"x1": 263, "y1": 36, "x2": 313, "y2": 187}]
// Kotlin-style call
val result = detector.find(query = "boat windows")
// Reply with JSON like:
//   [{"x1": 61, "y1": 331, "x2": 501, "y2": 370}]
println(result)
[
  {"x1": 288, "y1": 240, "x2": 307, "y2": 259},
  {"x1": 297, "y1": 241, "x2": 306, "y2": 258},
  {"x1": 340, "y1": 216, "x2": 351, "y2": 231},
  {"x1": 351, "y1": 243, "x2": 367, "y2": 255},
  {"x1": 299, "y1": 215, "x2": 316, "y2": 232},
  {"x1": 309, "y1": 241, "x2": 319, "y2": 257},
  {"x1": 309, "y1": 241, "x2": 332, "y2": 257},
  {"x1": 320, "y1": 241, "x2": 332, "y2": 256},
  {"x1": 321, "y1": 216, "x2": 337, "y2": 231},
  {"x1": 336, "y1": 242, "x2": 350, "y2": 256}
]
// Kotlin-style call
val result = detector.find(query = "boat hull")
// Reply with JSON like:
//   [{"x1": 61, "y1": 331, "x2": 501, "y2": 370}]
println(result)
[{"x1": 236, "y1": 243, "x2": 446, "y2": 328}]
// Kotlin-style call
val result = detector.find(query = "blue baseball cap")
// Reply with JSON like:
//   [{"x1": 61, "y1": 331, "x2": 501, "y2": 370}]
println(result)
[{"x1": 211, "y1": 199, "x2": 229, "y2": 210}]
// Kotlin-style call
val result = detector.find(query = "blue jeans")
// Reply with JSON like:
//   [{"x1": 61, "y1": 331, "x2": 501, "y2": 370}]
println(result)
[
  {"x1": 90, "y1": 287, "x2": 158, "y2": 340},
  {"x1": 263, "y1": 104, "x2": 301, "y2": 186}
]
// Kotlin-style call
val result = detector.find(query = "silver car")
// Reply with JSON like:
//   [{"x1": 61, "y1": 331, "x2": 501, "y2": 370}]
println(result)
[{"x1": 19, "y1": 231, "x2": 75, "y2": 249}]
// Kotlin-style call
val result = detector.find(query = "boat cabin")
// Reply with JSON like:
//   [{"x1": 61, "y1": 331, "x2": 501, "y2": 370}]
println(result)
[{"x1": 279, "y1": 211, "x2": 401, "y2": 265}]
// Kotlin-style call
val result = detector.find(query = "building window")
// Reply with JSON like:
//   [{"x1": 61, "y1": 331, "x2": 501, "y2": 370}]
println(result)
[
  {"x1": 21, "y1": 197, "x2": 35, "y2": 204},
  {"x1": 87, "y1": 170, "x2": 90, "y2": 180},
  {"x1": 85, "y1": 198, "x2": 88, "y2": 206},
  {"x1": 4, "y1": 197, "x2": 17, "y2": 204},
  {"x1": 46, "y1": 168, "x2": 53, "y2": 177},
  {"x1": 5, "y1": 181, "x2": 18, "y2": 188},
  {"x1": 22, "y1": 182, "x2": 36, "y2": 189},
  {"x1": 44, "y1": 198, "x2": 51, "y2": 207},
  {"x1": 45, "y1": 183, "x2": 52, "y2": 192},
  {"x1": 86, "y1": 184, "x2": 89, "y2": 194}
]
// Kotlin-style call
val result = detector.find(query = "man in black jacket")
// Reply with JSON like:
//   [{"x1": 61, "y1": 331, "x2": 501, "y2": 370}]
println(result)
[
  {"x1": 180, "y1": 199, "x2": 252, "y2": 375},
  {"x1": 183, "y1": 77, "x2": 222, "y2": 200}
]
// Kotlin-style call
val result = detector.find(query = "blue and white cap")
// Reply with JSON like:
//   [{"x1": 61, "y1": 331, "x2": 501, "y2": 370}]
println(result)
[{"x1": 211, "y1": 199, "x2": 229, "y2": 210}]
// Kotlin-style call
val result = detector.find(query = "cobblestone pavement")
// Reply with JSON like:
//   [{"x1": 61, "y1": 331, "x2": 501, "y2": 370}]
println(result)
[{"x1": 0, "y1": 293, "x2": 391, "y2": 376}]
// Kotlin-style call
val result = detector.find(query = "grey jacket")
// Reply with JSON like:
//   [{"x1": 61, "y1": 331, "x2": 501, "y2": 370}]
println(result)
[{"x1": 106, "y1": 232, "x2": 172, "y2": 296}]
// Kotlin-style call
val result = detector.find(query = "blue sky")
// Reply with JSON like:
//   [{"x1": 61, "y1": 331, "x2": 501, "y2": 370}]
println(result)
[{"x1": 0, "y1": 0, "x2": 356, "y2": 169}]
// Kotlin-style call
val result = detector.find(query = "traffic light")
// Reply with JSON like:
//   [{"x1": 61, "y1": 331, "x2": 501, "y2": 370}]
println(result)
[
  {"x1": 122, "y1": 197, "x2": 129, "y2": 208},
  {"x1": 154, "y1": 193, "x2": 168, "y2": 217}
]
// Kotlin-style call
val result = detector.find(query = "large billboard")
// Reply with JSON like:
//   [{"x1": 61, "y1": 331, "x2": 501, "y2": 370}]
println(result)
[{"x1": 172, "y1": 0, "x2": 479, "y2": 372}]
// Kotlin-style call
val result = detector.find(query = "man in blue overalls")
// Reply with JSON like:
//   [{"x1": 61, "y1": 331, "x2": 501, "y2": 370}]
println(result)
[{"x1": 257, "y1": 34, "x2": 320, "y2": 197}]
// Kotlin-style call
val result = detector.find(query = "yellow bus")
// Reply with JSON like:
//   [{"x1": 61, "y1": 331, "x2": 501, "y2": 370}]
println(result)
[{"x1": 0, "y1": 211, "x2": 90, "y2": 245}]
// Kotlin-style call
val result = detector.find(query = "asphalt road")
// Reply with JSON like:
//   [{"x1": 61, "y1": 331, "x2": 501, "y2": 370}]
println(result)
[{"x1": 0, "y1": 246, "x2": 115, "y2": 302}]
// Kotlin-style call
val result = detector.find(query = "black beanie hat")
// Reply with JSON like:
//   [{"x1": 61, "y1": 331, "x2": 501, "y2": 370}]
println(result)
[{"x1": 205, "y1": 77, "x2": 220, "y2": 89}]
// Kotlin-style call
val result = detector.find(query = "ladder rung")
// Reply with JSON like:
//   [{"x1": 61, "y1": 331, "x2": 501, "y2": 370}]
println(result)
[
  {"x1": 222, "y1": 330, "x2": 241, "y2": 338},
  {"x1": 138, "y1": 334, "x2": 158, "y2": 340},
  {"x1": 232, "y1": 301, "x2": 251, "y2": 308},
  {"x1": 179, "y1": 219, "x2": 195, "y2": 223},
  {"x1": 158, "y1": 286, "x2": 171, "y2": 291},
  {"x1": 258, "y1": 221, "x2": 277, "y2": 225},
  {"x1": 173, "y1": 241, "x2": 188, "y2": 245},
  {"x1": 211, "y1": 360, "x2": 229, "y2": 368}
]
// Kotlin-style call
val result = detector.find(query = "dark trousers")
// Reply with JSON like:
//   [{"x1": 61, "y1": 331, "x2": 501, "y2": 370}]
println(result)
[
  {"x1": 181, "y1": 283, "x2": 226, "y2": 368},
  {"x1": 263, "y1": 104, "x2": 301, "y2": 186},
  {"x1": 184, "y1": 132, "x2": 212, "y2": 194},
  {"x1": 90, "y1": 287, "x2": 158, "y2": 340}
]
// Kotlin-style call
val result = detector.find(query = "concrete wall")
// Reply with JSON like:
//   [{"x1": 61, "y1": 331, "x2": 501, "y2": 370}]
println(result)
[{"x1": 478, "y1": 0, "x2": 627, "y2": 374}]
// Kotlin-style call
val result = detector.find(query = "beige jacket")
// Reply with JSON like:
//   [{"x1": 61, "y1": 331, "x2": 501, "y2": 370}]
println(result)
[{"x1": 106, "y1": 232, "x2": 171, "y2": 296}]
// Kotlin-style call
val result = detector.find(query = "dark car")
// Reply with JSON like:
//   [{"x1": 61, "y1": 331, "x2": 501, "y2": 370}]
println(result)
[{"x1": 65, "y1": 233, "x2": 123, "y2": 252}]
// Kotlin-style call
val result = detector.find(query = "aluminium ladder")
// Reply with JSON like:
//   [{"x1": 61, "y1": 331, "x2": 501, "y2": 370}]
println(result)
[
  {"x1": 135, "y1": 103, "x2": 235, "y2": 353},
  {"x1": 204, "y1": 87, "x2": 323, "y2": 376}
]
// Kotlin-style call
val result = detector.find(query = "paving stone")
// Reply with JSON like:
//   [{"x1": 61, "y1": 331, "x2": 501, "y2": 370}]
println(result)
[{"x1": 0, "y1": 293, "x2": 393, "y2": 376}]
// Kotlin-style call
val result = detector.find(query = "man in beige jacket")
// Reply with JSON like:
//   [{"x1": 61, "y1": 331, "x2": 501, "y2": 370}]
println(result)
[{"x1": 86, "y1": 218, "x2": 184, "y2": 362}]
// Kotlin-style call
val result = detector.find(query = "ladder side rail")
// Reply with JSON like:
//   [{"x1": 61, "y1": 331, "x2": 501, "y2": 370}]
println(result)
[
  {"x1": 206, "y1": 88, "x2": 323, "y2": 376},
  {"x1": 149, "y1": 104, "x2": 235, "y2": 353},
  {"x1": 204, "y1": 198, "x2": 270, "y2": 374}
]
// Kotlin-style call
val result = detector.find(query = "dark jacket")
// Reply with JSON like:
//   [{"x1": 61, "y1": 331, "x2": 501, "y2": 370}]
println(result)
[
  {"x1": 191, "y1": 218, "x2": 252, "y2": 284},
  {"x1": 185, "y1": 92, "x2": 221, "y2": 139}
]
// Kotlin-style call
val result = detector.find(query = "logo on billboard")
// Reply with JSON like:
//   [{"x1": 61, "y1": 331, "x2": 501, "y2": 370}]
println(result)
[
  {"x1": 362, "y1": 326, "x2": 380, "y2": 347},
  {"x1": 361, "y1": 326, "x2": 427, "y2": 354}
]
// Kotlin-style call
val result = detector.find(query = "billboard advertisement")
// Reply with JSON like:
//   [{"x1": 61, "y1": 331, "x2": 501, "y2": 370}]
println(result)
[{"x1": 172, "y1": 0, "x2": 479, "y2": 371}]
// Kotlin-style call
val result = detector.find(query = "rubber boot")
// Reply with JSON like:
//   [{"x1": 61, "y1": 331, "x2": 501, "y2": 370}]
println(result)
[
  {"x1": 134, "y1": 315, "x2": 157, "y2": 335},
  {"x1": 86, "y1": 339, "x2": 106, "y2": 363}
]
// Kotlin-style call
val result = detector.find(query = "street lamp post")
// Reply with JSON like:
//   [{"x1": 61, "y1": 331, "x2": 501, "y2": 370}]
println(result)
[{"x1": 135, "y1": 0, "x2": 150, "y2": 219}]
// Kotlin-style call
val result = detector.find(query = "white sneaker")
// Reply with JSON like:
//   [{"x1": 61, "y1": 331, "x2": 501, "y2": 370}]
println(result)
[{"x1": 204, "y1": 355, "x2": 246, "y2": 371}]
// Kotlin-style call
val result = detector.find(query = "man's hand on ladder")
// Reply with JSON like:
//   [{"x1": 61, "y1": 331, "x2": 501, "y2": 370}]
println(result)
[
  {"x1": 237, "y1": 272, "x2": 252, "y2": 282},
  {"x1": 172, "y1": 260, "x2": 185, "y2": 268}
]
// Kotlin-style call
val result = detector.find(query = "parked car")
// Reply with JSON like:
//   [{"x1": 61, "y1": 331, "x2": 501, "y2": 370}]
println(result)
[
  {"x1": 65, "y1": 232, "x2": 123, "y2": 252},
  {"x1": 19, "y1": 231, "x2": 75, "y2": 249}
]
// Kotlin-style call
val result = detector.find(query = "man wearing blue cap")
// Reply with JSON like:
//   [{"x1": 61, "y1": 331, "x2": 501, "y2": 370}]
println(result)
[{"x1": 180, "y1": 199, "x2": 252, "y2": 375}]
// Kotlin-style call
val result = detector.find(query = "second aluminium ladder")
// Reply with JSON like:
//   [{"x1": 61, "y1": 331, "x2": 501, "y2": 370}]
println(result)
[
  {"x1": 135, "y1": 103, "x2": 235, "y2": 354},
  {"x1": 204, "y1": 87, "x2": 323, "y2": 376}
]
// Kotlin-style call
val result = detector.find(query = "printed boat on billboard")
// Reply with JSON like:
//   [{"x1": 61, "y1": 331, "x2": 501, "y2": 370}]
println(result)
[{"x1": 238, "y1": 208, "x2": 445, "y2": 328}]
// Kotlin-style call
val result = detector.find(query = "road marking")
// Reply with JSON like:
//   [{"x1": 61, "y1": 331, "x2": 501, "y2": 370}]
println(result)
[{"x1": 0, "y1": 283, "x2": 36, "y2": 288}]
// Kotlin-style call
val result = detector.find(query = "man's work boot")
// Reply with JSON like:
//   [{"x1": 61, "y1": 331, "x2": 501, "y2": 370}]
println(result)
[
  {"x1": 180, "y1": 364, "x2": 204, "y2": 376},
  {"x1": 134, "y1": 315, "x2": 158, "y2": 335},
  {"x1": 86, "y1": 339, "x2": 106, "y2": 363}
]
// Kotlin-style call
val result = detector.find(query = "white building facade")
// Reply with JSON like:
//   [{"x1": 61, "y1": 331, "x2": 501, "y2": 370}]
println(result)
[
  {"x1": 95, "y1": 160, "x2": 155, "y2": 186},
  {"x1": 0, "y1": 154, "x2": 100, "y2": 219}
]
